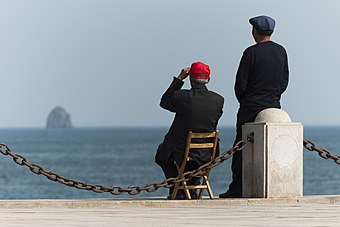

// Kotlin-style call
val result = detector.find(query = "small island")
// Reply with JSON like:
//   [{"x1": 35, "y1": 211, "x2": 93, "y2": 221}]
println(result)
[{"x1": 46, "y1": 106, "x2": 73, "y2": 128}]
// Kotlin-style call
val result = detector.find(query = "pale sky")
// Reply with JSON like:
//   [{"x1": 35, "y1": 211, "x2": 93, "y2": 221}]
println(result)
[{"x1": 0, "y1": 0, "x2": 340, "y2": 128}]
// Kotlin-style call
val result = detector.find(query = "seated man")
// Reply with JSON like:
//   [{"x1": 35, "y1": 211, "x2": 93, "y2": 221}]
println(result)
[{"x1": 155, "y1": 62, "x2": 224, "y2": 199}]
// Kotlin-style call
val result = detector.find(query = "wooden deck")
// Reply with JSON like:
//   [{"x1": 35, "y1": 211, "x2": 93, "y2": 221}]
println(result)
[{"x1": 0, "y1": 196, "x2": 339, "y2": 226}]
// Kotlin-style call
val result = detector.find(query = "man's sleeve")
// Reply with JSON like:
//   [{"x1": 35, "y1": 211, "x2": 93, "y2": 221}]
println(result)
[
  {"x1": 160, "y1": 77, "x2": 184, "y2": 112},
  {"x1": 214, "y1": 96, "x2": 224, "y2": 129},
  {"x1": 234, "y1": 51, "x2": 250, "y2": 103},
  {"x1": 281, "y1": 51, "x2": 289, "y2": 93}
]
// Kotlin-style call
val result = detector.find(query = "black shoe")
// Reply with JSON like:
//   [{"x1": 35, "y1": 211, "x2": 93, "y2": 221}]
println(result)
[
  {"x1": 167, "y1": 190, "x2": 187, "y2": 200},
  {"x1": 219, "y1": 190, "x2": 241, "y2": 198},
  {"x1": 190, "y1": 190, "x2": 198, "y2": 199}
]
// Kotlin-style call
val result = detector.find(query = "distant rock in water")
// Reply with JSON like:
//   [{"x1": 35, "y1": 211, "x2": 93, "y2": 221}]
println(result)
[{"x1": 46, "y1": 106, "x2": 73, "y2": 128}]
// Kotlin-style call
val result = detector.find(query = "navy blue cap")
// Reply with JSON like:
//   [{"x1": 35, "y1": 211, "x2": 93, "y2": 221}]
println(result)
[{"x1": 249, "y1": 15, "x2": 275, "y2": 31}]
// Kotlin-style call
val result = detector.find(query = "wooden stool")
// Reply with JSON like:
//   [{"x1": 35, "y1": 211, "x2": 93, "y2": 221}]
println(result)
[{"x1": 171, "y1": 130, "x2": 219, "y2": 200}]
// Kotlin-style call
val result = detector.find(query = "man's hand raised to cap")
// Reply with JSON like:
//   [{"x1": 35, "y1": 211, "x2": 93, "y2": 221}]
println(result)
[{"x1": 177, "y1": 67, "x2": 190, "y2": 80}]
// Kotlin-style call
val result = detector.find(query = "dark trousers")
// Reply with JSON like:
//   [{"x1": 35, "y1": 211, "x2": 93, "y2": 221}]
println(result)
[
  {"x1": 158, "y1": 158, "x2": 201, "y2": 194},
  {"x1": 227, "y1": 109, "x2": 260, "y2": 196}
]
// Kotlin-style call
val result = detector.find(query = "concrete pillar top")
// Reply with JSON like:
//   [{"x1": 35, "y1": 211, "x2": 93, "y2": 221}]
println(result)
[{"x1": 255, "y1": 108, "x2": 291, "y2": 123}]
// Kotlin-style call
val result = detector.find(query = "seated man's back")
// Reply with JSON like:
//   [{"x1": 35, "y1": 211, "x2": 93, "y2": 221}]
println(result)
[{"x1": 155, "y1": 62, "x2": 224, "y2": 198}]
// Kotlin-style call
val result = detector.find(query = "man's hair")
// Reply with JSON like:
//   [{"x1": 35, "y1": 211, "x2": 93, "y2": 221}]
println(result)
[
  {"x1": 190, "y1": 77, "x2": 209, "y2": 85},
  {"x1": 257, "y1": 30, "x2": 273, "y2": 36}
]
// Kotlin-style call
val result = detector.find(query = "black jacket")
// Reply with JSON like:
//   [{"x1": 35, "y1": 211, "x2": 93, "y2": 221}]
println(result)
[
  {"x1": 155, "y1": 77, "x2": 224, "y2": 166},
  {"x1": 235, "y1": 41, "x2": 289, "y2": 111}
]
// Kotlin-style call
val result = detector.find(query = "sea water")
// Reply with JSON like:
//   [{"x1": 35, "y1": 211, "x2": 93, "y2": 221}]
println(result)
[{"x1": 0, "y1": 126, "x2": 339, "y2": 199}]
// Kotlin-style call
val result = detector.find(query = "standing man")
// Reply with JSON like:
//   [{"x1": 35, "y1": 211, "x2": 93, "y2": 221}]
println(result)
[
  {"x1": 219, "y1": 15, "x2": 289, "y2": 198},
  {"x1": 155, "y1": 62, "x2": 224, "y2": 199}
]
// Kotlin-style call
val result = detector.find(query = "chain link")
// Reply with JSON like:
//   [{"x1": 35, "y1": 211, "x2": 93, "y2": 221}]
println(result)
[
  {"x1": 0, "y1": 132, "x2": 254, "y2": 196},
  {"x1": 303, "y1": 140, "x2": 340, "y2": 165}
]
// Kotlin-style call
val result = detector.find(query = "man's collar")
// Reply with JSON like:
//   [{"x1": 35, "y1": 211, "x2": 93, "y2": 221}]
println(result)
[{"x1": 191, "y1": 84, "x2": 208, "y2": 91}]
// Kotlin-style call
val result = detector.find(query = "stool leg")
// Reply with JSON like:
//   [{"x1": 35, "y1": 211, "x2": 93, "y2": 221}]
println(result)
[
  {"x1": 183, "y1": 181, "x2": 191, "y2": 199},
  {"x1": 203, "y1": 175, "x2": 214, "y2": 199},
  {"x1": 171, "y1": 182, "x2": 180, "y2": 200}
]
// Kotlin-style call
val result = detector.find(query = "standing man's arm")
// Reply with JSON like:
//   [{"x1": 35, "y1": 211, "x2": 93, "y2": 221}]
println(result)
[
  {"x1": 234, "y1": 51, "x2": 250, "y2": 103},
  {"x1": 160, "y1": 67, "x2": 190, "y2": 112},
  {"x1": 281, "y1": 52, "x2": 289, "y2": 93}
]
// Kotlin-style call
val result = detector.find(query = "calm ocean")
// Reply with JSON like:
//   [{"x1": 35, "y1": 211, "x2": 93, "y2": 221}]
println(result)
[{"x1": 0, "y1": 126, "x2": 339, "y2": 199}]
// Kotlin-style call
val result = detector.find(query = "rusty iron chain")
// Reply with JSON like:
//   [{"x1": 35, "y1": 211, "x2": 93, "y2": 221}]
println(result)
[
  {"x1": 0, "y1": 132, "x2": 254, "y2": 196},
  {"x1": 303, "y1": 140, "x2": 340, "y2": 165}
]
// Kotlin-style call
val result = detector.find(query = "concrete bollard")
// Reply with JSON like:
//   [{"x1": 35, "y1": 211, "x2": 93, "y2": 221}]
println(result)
[{"x1": 242, "y1": 108, "x2": 303, "y2": 198}]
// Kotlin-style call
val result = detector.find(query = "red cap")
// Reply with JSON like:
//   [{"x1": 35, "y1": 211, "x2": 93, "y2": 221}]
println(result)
[{"x1": 189, "y1": 62, "x2": 210, "y2": 79}]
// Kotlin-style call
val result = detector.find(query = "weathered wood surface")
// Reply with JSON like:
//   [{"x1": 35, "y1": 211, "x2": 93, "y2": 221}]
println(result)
[{"x1": 0, "y1": 196, "x2": 339, "y2": 226}]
